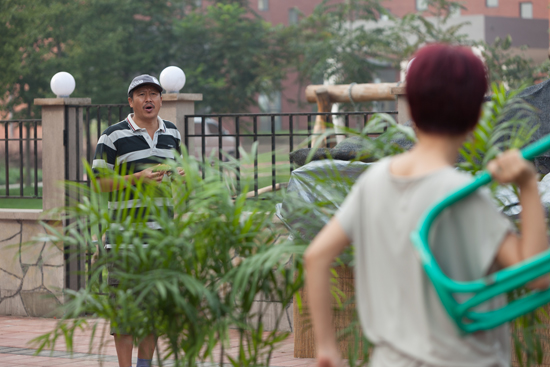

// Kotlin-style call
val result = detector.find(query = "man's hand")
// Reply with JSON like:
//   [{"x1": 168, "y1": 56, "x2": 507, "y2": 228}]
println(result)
[
  {"x1": 487, "y1": 149, "x2": 537, "y2": 188},
  {"x1": 136, "y1": 166, "x2": 165, "y2": 183},
  {"x1": 150, "y1": 164, "x2": 184, "y2": 177}
]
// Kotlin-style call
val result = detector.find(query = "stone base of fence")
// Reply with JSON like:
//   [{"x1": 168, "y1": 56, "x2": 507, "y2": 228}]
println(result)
[{"x1": 0, "y1": 211, "x2": 64, "y2": 318}]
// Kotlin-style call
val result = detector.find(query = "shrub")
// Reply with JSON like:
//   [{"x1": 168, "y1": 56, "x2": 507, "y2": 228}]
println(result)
[{"x1": 32, "y1": 147, "x2": 306, "y2": 367}]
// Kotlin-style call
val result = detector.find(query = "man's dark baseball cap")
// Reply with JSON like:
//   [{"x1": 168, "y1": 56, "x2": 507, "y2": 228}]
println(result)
[{"x1": 128, "y1": 74, "x2": 163, "y2": 96}]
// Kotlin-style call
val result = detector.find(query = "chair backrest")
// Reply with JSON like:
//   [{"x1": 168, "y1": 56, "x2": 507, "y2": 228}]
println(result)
[{"x1": 410, "y1": 134, "x2": 550, "y2": 333}]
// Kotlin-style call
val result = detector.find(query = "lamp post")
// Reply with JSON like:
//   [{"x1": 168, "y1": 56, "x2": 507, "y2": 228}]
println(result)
[
  {"x1": 50, "y1": 72, "x2": 76, "y2": 98},
  {"x1": 160, "y1": 66, "x2": 186, "y2": 93}
]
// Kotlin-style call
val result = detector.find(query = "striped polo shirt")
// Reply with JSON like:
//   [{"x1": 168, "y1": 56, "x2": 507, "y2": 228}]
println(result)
[{"x1": 92, "y1": 114, "x2": 181, "y2": 247}]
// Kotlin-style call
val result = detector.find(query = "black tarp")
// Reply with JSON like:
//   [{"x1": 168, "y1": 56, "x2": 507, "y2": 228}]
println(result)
[
  {"x1": 515, "y1": 79, "x2": 550, "y2": 173},
  {"x1": 276, "y1": 159, "x2": 550, "y2": 241}
]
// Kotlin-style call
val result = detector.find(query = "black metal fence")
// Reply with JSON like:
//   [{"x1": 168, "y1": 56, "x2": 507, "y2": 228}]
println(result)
[
  {"x1": 64, "y1": 104, "x2": 133, "y2": 186},
  {"x1": 61, "y1": 106, "x2": 396, "y2": 291},
  {"x1": 1, "y1": 106, "x2": 397, "y2": 291},
  {"x1": 185, "y1": 111, "x2": 398, "y2": 195},
  {"x1": 63, "y1": 104, "x2": 132, "y2": 291},
  {"x1": 63, "y1": 106, "x2": 398, "y2": 191},
  {"x1": 0, "y1": 119, "x2": 42, "y2": 200}
]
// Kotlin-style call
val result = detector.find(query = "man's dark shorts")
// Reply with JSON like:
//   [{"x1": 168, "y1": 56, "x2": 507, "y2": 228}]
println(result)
[{"x1": 107, "y1": 261, "x2": 125, "y2": 336}]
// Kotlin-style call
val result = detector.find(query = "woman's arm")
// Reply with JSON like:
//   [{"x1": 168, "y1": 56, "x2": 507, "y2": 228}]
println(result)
[
  {"x1": 489, "y1": 150, "x2": 550, "y2": 289},
  {"x1": 304, "y1": 217, "x2": 352, "y2": 367}
]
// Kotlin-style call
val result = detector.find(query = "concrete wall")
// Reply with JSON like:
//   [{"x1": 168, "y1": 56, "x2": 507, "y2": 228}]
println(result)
[
  {"x1": 382, "y1": 0, "x2": 549, "y2": 20},
  {"x1": 485, "y1": 16, "x2": 549, "y2": 48},
  {"x1": 0, "y1": 216, "x2": 64, "y2": 317}
]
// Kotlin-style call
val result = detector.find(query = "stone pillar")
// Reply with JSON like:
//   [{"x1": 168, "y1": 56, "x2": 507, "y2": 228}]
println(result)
[
  {"x1": 34, "y1": 98, "x2": 91, "y2": 212},
  {"x1": 390, "y1": 86, "x2": 411, "y2": 126},
  {"x1": 34, "y1": 97, "x2": 91, "y2": 292},
  {"x1": 160, "y1": 93, "x2": 203, "y2": 156}
]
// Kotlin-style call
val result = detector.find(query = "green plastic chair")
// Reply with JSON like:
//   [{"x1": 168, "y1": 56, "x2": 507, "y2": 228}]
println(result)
[{"x1": 410, "y1": 134, "x2": 550, "y2": 334}]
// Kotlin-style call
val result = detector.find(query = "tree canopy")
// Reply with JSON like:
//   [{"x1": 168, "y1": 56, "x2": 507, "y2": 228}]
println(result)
[
  {"x1": 0, "y1": 0, "x2": 286, "y2": 116},
  {"x1": 0, "y1": 0, "x2": 548, "y2": 118}
]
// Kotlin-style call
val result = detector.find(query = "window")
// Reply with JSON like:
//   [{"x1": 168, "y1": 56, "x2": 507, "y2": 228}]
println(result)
[
  {"x1": 416, "y1": 0, "x2": 428, "y2": 11},
  {"x1": 449, "y1": 6, "x2": 461, "y2": 17},
  {"x1": 380, "y1": 8, "x2": 390, "y2": 21},
  {"x1": 486, "y1": 0, "x2": 498, "y2": 7},
  {"x1": 288, "y1": 8, "x2": 299, "y2": 25},
  {"x1": 520, "y1": 2, "x2": 533, "y2": 18},
  {"x1": 258, "y1": 0, "x2": 268, "y2": 11}
]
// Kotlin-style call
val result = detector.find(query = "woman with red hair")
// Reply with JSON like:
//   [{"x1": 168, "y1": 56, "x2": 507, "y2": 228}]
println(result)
[{"x1": 304, "y1": 44, "x2": 549, "y2": 367}]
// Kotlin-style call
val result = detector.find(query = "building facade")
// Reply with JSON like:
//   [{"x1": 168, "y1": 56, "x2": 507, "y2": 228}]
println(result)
[
  {"x1": 384, "y1": 0, "x2": 548, "y2": 20},
  {"x1": 248, "y1": 0, "x2": 550, "y2": 117}
]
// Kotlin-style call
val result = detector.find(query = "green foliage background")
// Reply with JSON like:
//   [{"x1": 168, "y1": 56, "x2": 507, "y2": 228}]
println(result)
[
  {"x1": 0, "y1": 0, "x2": 287, "y2": 115},
  {"x1": 2, "y1": 0, "x2": 548, "y2": 117}
]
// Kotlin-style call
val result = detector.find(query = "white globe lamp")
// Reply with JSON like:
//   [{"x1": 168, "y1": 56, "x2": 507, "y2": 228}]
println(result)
[
  {"x1": 160, "y1": 66, "x2": 186, "y2": 93},
  {"x1": 50, "y1": 72, "x2": 76, "y2": 98}
]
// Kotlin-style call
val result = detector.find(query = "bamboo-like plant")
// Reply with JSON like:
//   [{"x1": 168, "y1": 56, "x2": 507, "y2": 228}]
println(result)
[
  {"x1": 459, "y1": 83, "x2": 538, "y2": 175},
  {"x1": 458, "y1": 84, "x2": 548, "y2": 367},
  {"x1": 31, "y1": 146, "x2": 306, "y2": 367}
]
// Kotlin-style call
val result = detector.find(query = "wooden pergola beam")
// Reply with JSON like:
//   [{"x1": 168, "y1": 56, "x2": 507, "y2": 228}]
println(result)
[{"x1": 305, "y1": 83, "x2": 398, "y2": 103}]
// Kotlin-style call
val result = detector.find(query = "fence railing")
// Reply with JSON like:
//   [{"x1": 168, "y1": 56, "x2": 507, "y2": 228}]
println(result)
[
  {"x1": 59, "y1": 106, "x2": 395, "y2": 291},
  {"x1": 185, "y1": 111, "x2": 398, "y2": 195},
  {"x1": 63, "y1": 104, "x2": 132, "y2": 291},
  {"x1": 64, "y1": 104, "x2": 133, "y2": 186},
  {"x1": 0, "y1": 108, "x2": 398, "y2": 204},
  {"x1": 0, "y1": 119, "x2": 42, "y2": 200},
  {"x1": 63, "y1": 107, "x2": 397, "y2": 192}
]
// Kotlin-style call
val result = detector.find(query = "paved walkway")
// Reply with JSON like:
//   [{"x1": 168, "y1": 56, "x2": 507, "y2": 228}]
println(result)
[{"x1": 0, "y1": 316, "x2": 317, "y2": 367}]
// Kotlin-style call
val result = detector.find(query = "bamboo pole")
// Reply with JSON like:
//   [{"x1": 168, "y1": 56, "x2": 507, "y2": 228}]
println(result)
[
  {"x1": 244, "y1": 183, "x2": 285, "y2": 198},
  {"x1": 312, "y1": 87, "x2": 332, "y2": 148},
  {"x1": 305, "y1": 83, "x2": 397, "y2": 103}
]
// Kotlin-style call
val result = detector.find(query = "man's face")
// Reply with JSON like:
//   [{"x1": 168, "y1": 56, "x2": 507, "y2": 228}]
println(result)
[{"x1": 128, "y1": 85, "x2": 162, "y2": 121}]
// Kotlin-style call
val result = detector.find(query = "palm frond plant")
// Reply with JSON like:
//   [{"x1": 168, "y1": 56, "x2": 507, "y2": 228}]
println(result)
[
  {"x1": 458, "y1": 84, "x2": 549, "y2": 367},
  {"x1": 30, "y1": 146, "x2": 306, "y2": 367},
  {"x1": 459, "y1": 83, "x2": 538, "y2": 175},
  {"x1": 459, "y1": 83, "x2": 539, "y2": 210}
]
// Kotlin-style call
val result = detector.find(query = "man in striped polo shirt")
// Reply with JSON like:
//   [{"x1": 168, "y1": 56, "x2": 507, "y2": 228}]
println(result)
[{"x1": 92, "y1": 74, "x2": 181, "y2": 367}]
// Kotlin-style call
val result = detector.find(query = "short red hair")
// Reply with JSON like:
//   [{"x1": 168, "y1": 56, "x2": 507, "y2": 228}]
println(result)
[{"x1": 406, "y1": 44, "x2": 487, "y2": 135}]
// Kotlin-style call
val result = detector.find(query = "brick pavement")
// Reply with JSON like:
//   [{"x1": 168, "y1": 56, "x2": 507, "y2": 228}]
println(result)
[{"x1": 0, "y1": 316, "x2": 317, "y2": 367}]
